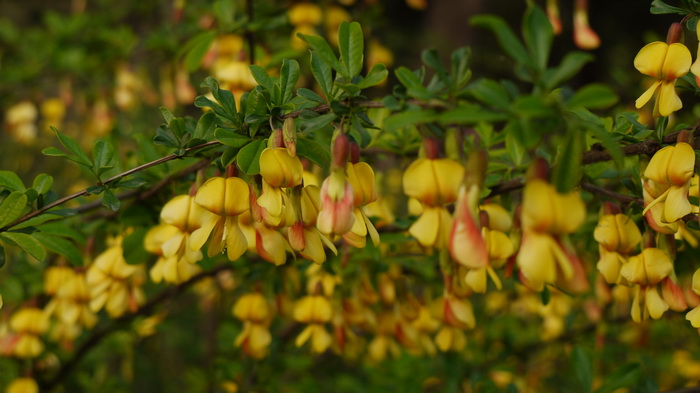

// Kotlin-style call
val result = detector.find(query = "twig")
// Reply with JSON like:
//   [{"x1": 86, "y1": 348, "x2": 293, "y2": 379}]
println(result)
[
  {"x1": 581, "y1": 182, "x2": 643, "y2": 205},
  {"x1": 0, "y1": 141, "x2": 219, "y2": 233},
  {"x1": 40, "y1": 263, "x2": 234, "y2": 391}
]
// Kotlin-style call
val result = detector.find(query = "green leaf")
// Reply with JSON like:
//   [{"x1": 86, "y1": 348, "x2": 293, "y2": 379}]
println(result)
[
  {"x1": 297, "y1": 88, "x2": 326, "y2": 104},
  {"x1": 471, "y1": 14, "x2": 531, "y2": 68},
  {"x1": 154, "y1": 126, "x2": 181, "y2": 149},
  {"x1": 357, "y1": 63, "x2": 388, "y2": 89},
  {"x1": 522, "y1": 5, "x2": 553, "y2": 72},
  {"x1": 300, "y1": 113, "x2": 337, "y2": 133},
  {"x1": 36, "y1": 222, "x2": 86, "y2": 243},
  {"x1": 193, "y1": 112, "x2": 217, "y2": 140},
  {"x1": 102, "y1": 188, "x2": 121, "y2": 212},
  {"x1": 0, "y1": 245, "x2": 5, "y2": 268},
  {"x1": 298, "y1": 33, "x2": 341, "y2": 72},
  {"x1": 183, "y1": 31, "x2": 216, "y2": 72},
  {"x1": 32, "y1": 174, "x2": 53, "y2": 195},
  {"x1": 451, "y1": 47, "x2": 472, "y2": 89},
  {"x1": 42, "y1": 147, "x2": 71, "y2": 159},
  {"x1": 0, "y1": 192, "x2": 27, "y2": 228},
  {"x1": 221, "y1": 146, "x2": 240, "y2": 167},
  {"x1": 0, "y1": 171, "x2": 26, "y2": 192},
  {"x1": 552, "y1": 132, "x2": 583, "y2": 193},
  {"x1": 0, "y1": 232, "x2": 46, "y2": 261},
  {"x1": 466, "y1": 78, "x2": 511, "y2": 108},
  {"x1": 395, "y1": 66, "x2": 422, "y2": 89},
  {"x1": 338, "y1": 21, "x2": 364, "y2": 78},
  {"x1": 569, "y1": 107, "x2": 624, "y2": 167},
  {"x1": 279, "y1": 59, "x2": 300, "y2": 104},
  {"x1": 201, "y1": 77, "x2": 237, "y2": 119},
  {"x1": 10, "y1": 213, "x2": 64, "y2": 230},
  {"x1": 384, "y1": 110, "x2": 437, "y2": 132},
  {"x1": 544, "y1": 52, "x2": 594, "y2": 89},
  {"x1": 421, "y1": 49, "x2": 448, "y2": 81},
  {"x1": 237, "y1": 139, "x2": 267, "y2": 175},
  {"x1": 297, "y1": 138, "x2": 331, "y2": 168},
  {"x1": 650, "y1": 0, "x2": 689, "y2": 15},
  {"x1": 438, "y1": 106, "x2": 508, "y2": 124},
  {"x1": 216, "y1": 128, "x2": 251, "y2": 148},
  {"x1": 568, "y1": 84, "x2": 619, "y2": 110},
  {"x1": 594, "y1": 363, "x2": 641, "y2": 393},
  {"x1": 572, "y1": 347, "x2": 593, "y2": 393},
  {"x1": 311, "y1": 51, "x2": 333, "y2": 100},
  {"x1": 160, "y1": 107, "x2": 176, "y2": 124},
  {"x1": 51, "y1": 127, "x2": 92, "y2": 167},
  {"x1": 92, "y1": 140, "x2": 117, "y2": 176},
  {"x1": 33, "y1": 232, "x2": 83, "y2": 266},
  {"x1": 249, "y1": 65, "x2": 274, "y2": 92},
  {"x1": 505, "y1": 133, "x2": 524, "y2": 165},
  {"x1": 116, "y1": 178, "x2": 148, "y2": 189}
]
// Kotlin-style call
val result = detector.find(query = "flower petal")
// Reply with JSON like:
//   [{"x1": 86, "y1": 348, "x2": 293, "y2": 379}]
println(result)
[{"x1": 634, "y1": 41, "x2": 667, "y2": 77}]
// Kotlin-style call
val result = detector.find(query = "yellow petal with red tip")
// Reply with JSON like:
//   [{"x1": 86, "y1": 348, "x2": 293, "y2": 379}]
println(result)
[
  {"x1": 300, "y1": 228, "x2": 326, "y2": 264},
  {"x1": 645, "y1": 146, "x2": 673, "y2": 184},
  {"x1": 433, "y1": 159, "x2": 465, "y2": 204},
  {"x1": 657, "y1": 79, "x2": 683, "y2": 117},
  {"x1": 260, "y1": 148, "x2": 303, "y2": 188},
  {"x1": 668, "y1": 142, "x2": 695, "y2": 185},
  {"x1": 255, "y1": 224, "x2": 288, "y2": 265},
  {"x1": 646, "y1": 286, "x2": 669, "y2": 319},
  {"x1": 195, "y1": 177, "x2": 226, "y2": 215},
  {"x1": 346, "y1": 162, "x2": 377, "y2": 206},
  {"x1": 662, "y1": 43, "x2": 692, "y2": 79},
  {"x1": 634, "y1": 41, "x2": 666, "y2": 77}
]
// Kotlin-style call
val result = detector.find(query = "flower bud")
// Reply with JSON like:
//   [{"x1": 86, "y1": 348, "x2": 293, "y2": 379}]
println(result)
[{"x1": 332, "y1": 132, "x2": 349, "y2": 169}]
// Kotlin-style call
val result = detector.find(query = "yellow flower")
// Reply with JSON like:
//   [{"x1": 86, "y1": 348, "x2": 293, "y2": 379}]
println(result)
[
  {"x1": 520, "y1": 179, "x2": 585, "y2": 234},
  {"x1": 191, "y1": 177, "x2": 250, "y2": 261},
  {"x1": 6, "y1": 378, "x2": 39, "y2": 393},
  {"x1": 288, "y1": 3, "x2": 322, "y2": 26},
  {"x1": 294, "y1": 295, "x2": 333, "y2": 353},
  {"x1": 9, "y1": 308, "x2": 49, "y2": 358},
  {"x1": 686, "y1": 269, "x2": 700, "y2": 327},
  {"x1": 594, "y1": 214, "x2": 642, "y2": 284},
  {"x1": 450, "y1": 185, "x2": 488, "y2": 268},
  {"x1": 317, "y1": 171, "x2": 355, "y2": 236},
  {"x1": 257, "y1": 147, "x2": 303, "y2": 218},
  {"x1": 643, "y1": 142, "x2": 695, "y2": 224},
  {"x1": 634, "y1": 41, "x2": 691, "y2": 117},
  {"x1": 621, "y1": 248, "x2": 673, "y2": 286},
  {"x1": 403, "y1": 158, "x2": 464, "y2": 207}
]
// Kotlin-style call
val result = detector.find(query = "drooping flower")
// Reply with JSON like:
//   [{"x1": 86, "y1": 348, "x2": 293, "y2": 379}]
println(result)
[
  {"x1": 517, "y1": 179, "x2": 586, "y2": 292},
  {"x1": 8, "y1": 308, "x2": 49, "y2": 358},
  {"x1": 233, "y1": 292, "x2": 273, "y2": 359},
  {"x1": 594, "y1": 213, "x2": 642, "y2": 284},
  {"x1": 621, "y1": 247, "x2": 673, "y2": 322},
  {"x1": 191, "y1": 176, "x2": 250, "y2": 261},
  {"x1": 403, "y1": 157, "x2": 464, "y2": 249},
  {"x1": 294, "y1": 294, "x2": 334, "y2": 353},
  {"x1": 643, "y1": 141, "x2": 695, "y2": 226},
  {"x1": 634, "y1": 41, "x2": 691, "y2": 117}
]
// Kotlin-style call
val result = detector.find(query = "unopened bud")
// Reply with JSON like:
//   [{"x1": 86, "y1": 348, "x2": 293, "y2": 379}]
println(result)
[
  {"x1": 465, "y1": 149, "x2": 487, "y2": 188},
  {"x1": 667, "y1": 22, "x2": 683, "y2": 45},
  {"x1": 349, "y1": 142, "x2": 360, "y2": 164},
  {"x1": 601, "y1": 202, "x2": 621, "y2": 215},
  {"x1": 283, "y1": 117, "x2": 297, "y2": 156},
  {"x1": 226, "y1": 163, "x2": 237, "y2": 178},
  {"x1": 423, "y1": 137, "x2": 440, "y2": 159},
  {"x1": 677, "y1": 129, "x2": 693, "y2": 147},
  {"x1": 546, "y1": 0, "x2": 562, "y2": 35},
  {"x1": 527, "y1": 157, "x2": 549, "y2": 181},
  {"x1": 445, "y1": 128, "x2": 463, "y2": 161},
  {"x1": 270, "y1": 128, "x2": 284, "y2": 148},
  {"x1": 332, "y1": 132, "x2": 349, "y2": 169}
]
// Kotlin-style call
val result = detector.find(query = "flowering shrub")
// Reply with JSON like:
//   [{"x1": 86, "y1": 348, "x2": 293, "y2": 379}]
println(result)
[{"x1": 3, "y1": 0, "x2": 700, "y2": 392}]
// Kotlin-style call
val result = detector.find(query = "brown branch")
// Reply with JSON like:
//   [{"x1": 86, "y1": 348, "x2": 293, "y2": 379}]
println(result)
[
  {"x1": 0, "y1": 141, "x2": 220, "y2": 233},
  {"x1": 40, "y1": 263, "x2": 234, "y2": 391},
  {"x1": 581, "y1": 182, "x2": 643, "y2": 206}
]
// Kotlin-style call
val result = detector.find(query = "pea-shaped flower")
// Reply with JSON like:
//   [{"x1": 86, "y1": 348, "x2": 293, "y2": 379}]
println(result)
[{"x1": 634, "y1": 42, "x2": 691, "y2": 117}]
